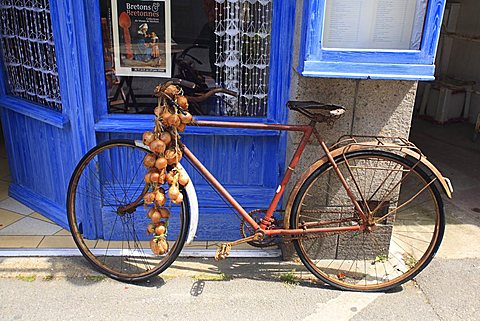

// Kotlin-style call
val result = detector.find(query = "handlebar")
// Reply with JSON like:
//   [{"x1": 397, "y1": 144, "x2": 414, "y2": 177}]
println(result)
[
  {"x1": 169, "y1": 78, "x2": 197, "y2": 89},
  {"x1": 160, "y1": 78, "x2": 237, "y2": 101}
]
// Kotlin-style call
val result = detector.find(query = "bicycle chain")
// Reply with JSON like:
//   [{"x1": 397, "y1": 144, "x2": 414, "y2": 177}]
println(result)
[
  {"x1": 240, "y1": 208, "x2": 361, "y2": 244},
  {"x1": 281, "y1": 229, "x2": 354, "y2": 243}
]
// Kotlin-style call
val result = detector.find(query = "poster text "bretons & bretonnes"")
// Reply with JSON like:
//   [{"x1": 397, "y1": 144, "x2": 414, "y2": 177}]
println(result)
[{"x1": 126, "y1": 2, "x2": 160, "y2": 17}]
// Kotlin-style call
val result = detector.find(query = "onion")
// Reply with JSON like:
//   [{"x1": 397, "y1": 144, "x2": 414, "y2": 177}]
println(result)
[
  {"x1": 147, "y1": 207, "x2": 156, "y2": 219},
  {"x1": 155, "y1": 223, "x2": 166, "y2": 236},
  {"x1": 150, "y1": 239, "x2": 161, "y2": 255},
  {"x1": 146, "y1": 223, "x2": 156, "y2": 235},
  {"x1": 154, "y1": 190, "x2": 166, "y2": 207},
  {"x1": 143, "y1": 131, "x2": 155, "y2": 146},
  {"x1": 144, "y1": 192, "x2": 155, "y2": 204},
  {"x1": 160, "y1": 132, "x2": 172, "y2": 145},
  {"x1": 166, "y1": 171, "x2": 176, "y2": 185},
  {"x1": 167, "y1": 114, "x2": 181, "y2": 128},
  {"x1": 177, "y1": 96, "x2": 189, "y2": 110},
  {"x1": 158, "y1": 238, "x2": 169, "y2": 254},
  {"x1": 159, "y1": 208, "x2": 170, "y2": 219},
  {"x1": 144, "y1": 172, "x2": 152, "y2": 184},
  {"x1": 165, "y1": 148, "x2": 182, "y2": 165},
  {"x1": 172, "y1": 193, "x2": 184, "y2": 204},
  {"x1": 154, "y1": 105, "x2": 165, "y2": 117},
  {"x1": 150, "y1": 172, "x2": 161, "y2": 184},
  {"x1": 150, "y1": 140, "x2": 166, "y2": 155},
  {"x1": 177, "y1": 123, "x2": 186, "y2": 132},
  {"x1": 168, "y1": 185, "x2": 180, "y2": 200},
  {"x1": 179, "y1": 112, "x2": 192, "y2": 124},
  {"x1": 158, "y1": 171, "x2": 166, "y2": 184},
  {"x1": 151, "y1": 210, "x2": 162, "y2": 224},
  {"x1": 161, "y1": 110, "x2": 173, "y2": 126},
  {"x1": 164, "y1": 85, "x2": 179, "y2": 98},
  {"x1": 178, "y1": 171, "x2": 190, "y2": 186},
  {"x1": 155, "y1": 157, "x2": 168, "y2": 170},
  {"x1": 143, "y1": 154, "x2": 157, "y2": 168}
]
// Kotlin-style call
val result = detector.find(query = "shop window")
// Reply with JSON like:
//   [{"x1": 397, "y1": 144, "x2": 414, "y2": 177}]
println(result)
[
  {"x1": 0, "y1": 0, "x2": 62, "y2": 111},
  {"x1": 298, "y1": 0, "x2": 446, "y2": 80},
  {"x1": 100, "y1": 0, "x2": 272, "y2": 117}
]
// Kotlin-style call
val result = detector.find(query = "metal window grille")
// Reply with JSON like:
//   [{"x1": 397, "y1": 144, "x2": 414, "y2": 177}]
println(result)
[
  {"x1": 0, "y1": 0, "x2": 62, "y2": 111},
  {"x1": 214, "y1": 0, "x2": 272, "y2": 117}
]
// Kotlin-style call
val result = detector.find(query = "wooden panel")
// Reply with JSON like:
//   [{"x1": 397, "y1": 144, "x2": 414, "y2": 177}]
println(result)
[
  {"x1": 302, "y1": 61, "x2": 436, "y2": 81},
  {"x1": 98, "y1": 203, "x2": 266, "y2": 241},
  {"x1": 94, "y1": 115, "x2": 279, "y2": 136},
  {"x1": 0, "y1": 109, "x2": 78, "y2": 205},
  {"x1": 0, "y1": 97, "x2": 68, "y2": 128},
  {"x1": 100, "y1": 133, "x2": 280, "y2": 188}
]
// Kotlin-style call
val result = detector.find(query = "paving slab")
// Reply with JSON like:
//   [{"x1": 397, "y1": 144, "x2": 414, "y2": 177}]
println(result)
[
  {"x1": 0, "y1": 198, "x2": 34, "y2": 215},
  {"x1": 415, "y1": 259, "x2": 480, "y2": 321},
  {"x1": 0, "y1": 216, "x2": 62, "y2": 236}
]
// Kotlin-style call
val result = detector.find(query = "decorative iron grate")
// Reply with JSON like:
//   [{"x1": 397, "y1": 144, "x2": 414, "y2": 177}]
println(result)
[
  {"x1": 0, "y1": 0, "x2": 62, "y2": 111},
  {"x1": 214, "y1": 0, "x2": 272, "y2": 117}
]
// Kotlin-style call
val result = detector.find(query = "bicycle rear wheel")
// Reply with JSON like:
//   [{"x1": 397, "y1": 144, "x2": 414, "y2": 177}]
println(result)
[
  {"x1": 67, "y1": 139, "x2": 190, "y2": 282},
  {"x1": 290, "y1": 150, "x2": 445, "y2": 291}
]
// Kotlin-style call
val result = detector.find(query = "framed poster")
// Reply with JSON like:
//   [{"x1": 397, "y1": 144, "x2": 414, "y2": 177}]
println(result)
[{"x1": 111, "y1": 0, "x2": 171, "y2": 77}]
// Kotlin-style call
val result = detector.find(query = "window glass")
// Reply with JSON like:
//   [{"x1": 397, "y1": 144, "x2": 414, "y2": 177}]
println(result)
[
  {"x1": 100, "y1": 0, "x2": 273, "y2": 117},
  {"x1": 0, "y1": 0, "x2": 62, "y2": 111},
  {"x1": 322, "y1": 0, "x2": 428, "y2": 50}
]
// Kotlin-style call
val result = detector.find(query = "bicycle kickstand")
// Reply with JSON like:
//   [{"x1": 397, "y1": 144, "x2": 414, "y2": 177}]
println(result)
[{"x1": 214, "y1": 232, "x2": 263, "y2": 261}]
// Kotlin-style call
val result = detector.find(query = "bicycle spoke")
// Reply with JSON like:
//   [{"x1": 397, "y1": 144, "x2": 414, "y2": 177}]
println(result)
[
  {"x1": 68, "y1": 141, "x2": 188, "y2": 281},
  {"x1": 292, "y1": 150, "x2": 443, "y2": 291}
]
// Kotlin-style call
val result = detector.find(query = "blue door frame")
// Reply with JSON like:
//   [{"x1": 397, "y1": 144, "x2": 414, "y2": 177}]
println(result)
[{"x1": 0, "y1": 0, "x2": 297, "y2": 240}]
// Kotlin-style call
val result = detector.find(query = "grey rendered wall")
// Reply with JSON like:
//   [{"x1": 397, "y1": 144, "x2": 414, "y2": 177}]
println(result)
[
  {"x1": 286, "y1": 78, "x2": 418, "y2": 183},
  {"x1": 282, "y1": 0, "x2": 418, "y2": 257}
]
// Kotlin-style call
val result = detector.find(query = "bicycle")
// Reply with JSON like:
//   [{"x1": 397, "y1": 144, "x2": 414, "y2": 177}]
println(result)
[{"x1": 67, "y1": 79, "x2": 452, "y2": 292}]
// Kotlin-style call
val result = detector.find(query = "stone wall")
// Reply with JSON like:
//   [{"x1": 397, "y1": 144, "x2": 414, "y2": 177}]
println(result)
[
  {"x1": 280, "y1": 0, "x2": 419, "y2": 258},
  {"x1": 286, "y1": 77, "x2": 418, "y2": 184}
]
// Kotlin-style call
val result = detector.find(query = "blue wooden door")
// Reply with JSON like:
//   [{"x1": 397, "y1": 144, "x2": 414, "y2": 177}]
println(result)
[{"x1": 0, "y1": 0, "x2": 98, "y2": 227}]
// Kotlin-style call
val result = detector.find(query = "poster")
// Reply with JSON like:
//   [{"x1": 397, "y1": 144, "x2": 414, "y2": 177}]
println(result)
[{"x1": 111, "y1": 0, "x2": 171, "y2": 77}]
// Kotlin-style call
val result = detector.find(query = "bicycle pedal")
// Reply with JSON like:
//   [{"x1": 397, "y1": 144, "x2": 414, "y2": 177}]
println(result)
[{"x1": 214, "y1": 243, "x2": 231, "y2": 261}]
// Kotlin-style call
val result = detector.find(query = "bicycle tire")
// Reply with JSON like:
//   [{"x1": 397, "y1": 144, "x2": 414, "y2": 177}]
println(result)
[
  {"x1": 290, "y1": 150, "x2": 445, "y2": 292},
  {"x1": 67, "y1": 139, "x2": 190, "y2": 282}
]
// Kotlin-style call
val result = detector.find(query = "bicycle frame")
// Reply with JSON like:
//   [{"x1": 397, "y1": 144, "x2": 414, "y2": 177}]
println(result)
[{"x1": 183, "y1": 119, "x2": 368, "y2": 239}]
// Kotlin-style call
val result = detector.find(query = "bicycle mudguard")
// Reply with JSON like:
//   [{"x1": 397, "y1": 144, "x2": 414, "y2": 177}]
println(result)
[
  {"x1": 135, "y1": 141, "x2": 199, "y2": 245},
  {"x1": 176, "y1": 163, "x2": 199, "y2": 245},
  {"x1": 283, "y1": 139, "x2": 453, "y2": 229}
]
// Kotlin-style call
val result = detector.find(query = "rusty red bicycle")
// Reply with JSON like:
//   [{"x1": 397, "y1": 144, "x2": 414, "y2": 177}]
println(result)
[{"x1": 67, "y1": 80, "x2": 451, "y2": 291}]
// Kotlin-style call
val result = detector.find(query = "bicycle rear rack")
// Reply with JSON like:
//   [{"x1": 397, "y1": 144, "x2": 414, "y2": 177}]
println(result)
[{"x1": 330, "y1": 135, "x2": 424, "y2": 158}]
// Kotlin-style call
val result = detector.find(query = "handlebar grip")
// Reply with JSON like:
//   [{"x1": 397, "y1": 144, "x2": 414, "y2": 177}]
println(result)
[{"x1": 171, "y1": 78, "x2": 196, "y2": 89}]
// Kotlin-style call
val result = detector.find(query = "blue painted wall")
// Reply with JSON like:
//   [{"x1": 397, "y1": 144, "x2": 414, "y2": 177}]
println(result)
[{"x1": 0, "y1": 0, "x2": 297, "y2": 240}]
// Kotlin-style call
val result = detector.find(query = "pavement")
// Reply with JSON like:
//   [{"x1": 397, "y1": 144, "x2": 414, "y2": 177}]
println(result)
[
  {"x1": 0, "y1": 256, "x2": 479, "y2": 321},
  {"x1": 0, "y1": 119, "x2": 480, "y2": 321}
]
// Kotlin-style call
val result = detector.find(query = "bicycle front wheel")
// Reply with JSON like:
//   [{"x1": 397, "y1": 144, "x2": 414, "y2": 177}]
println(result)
[
  {"x1": 67, "y1": 140, "x2": 190, "y2": 282},
  {"x1": 290, "y1": 150, "x2": 445, "y2": 291}
]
